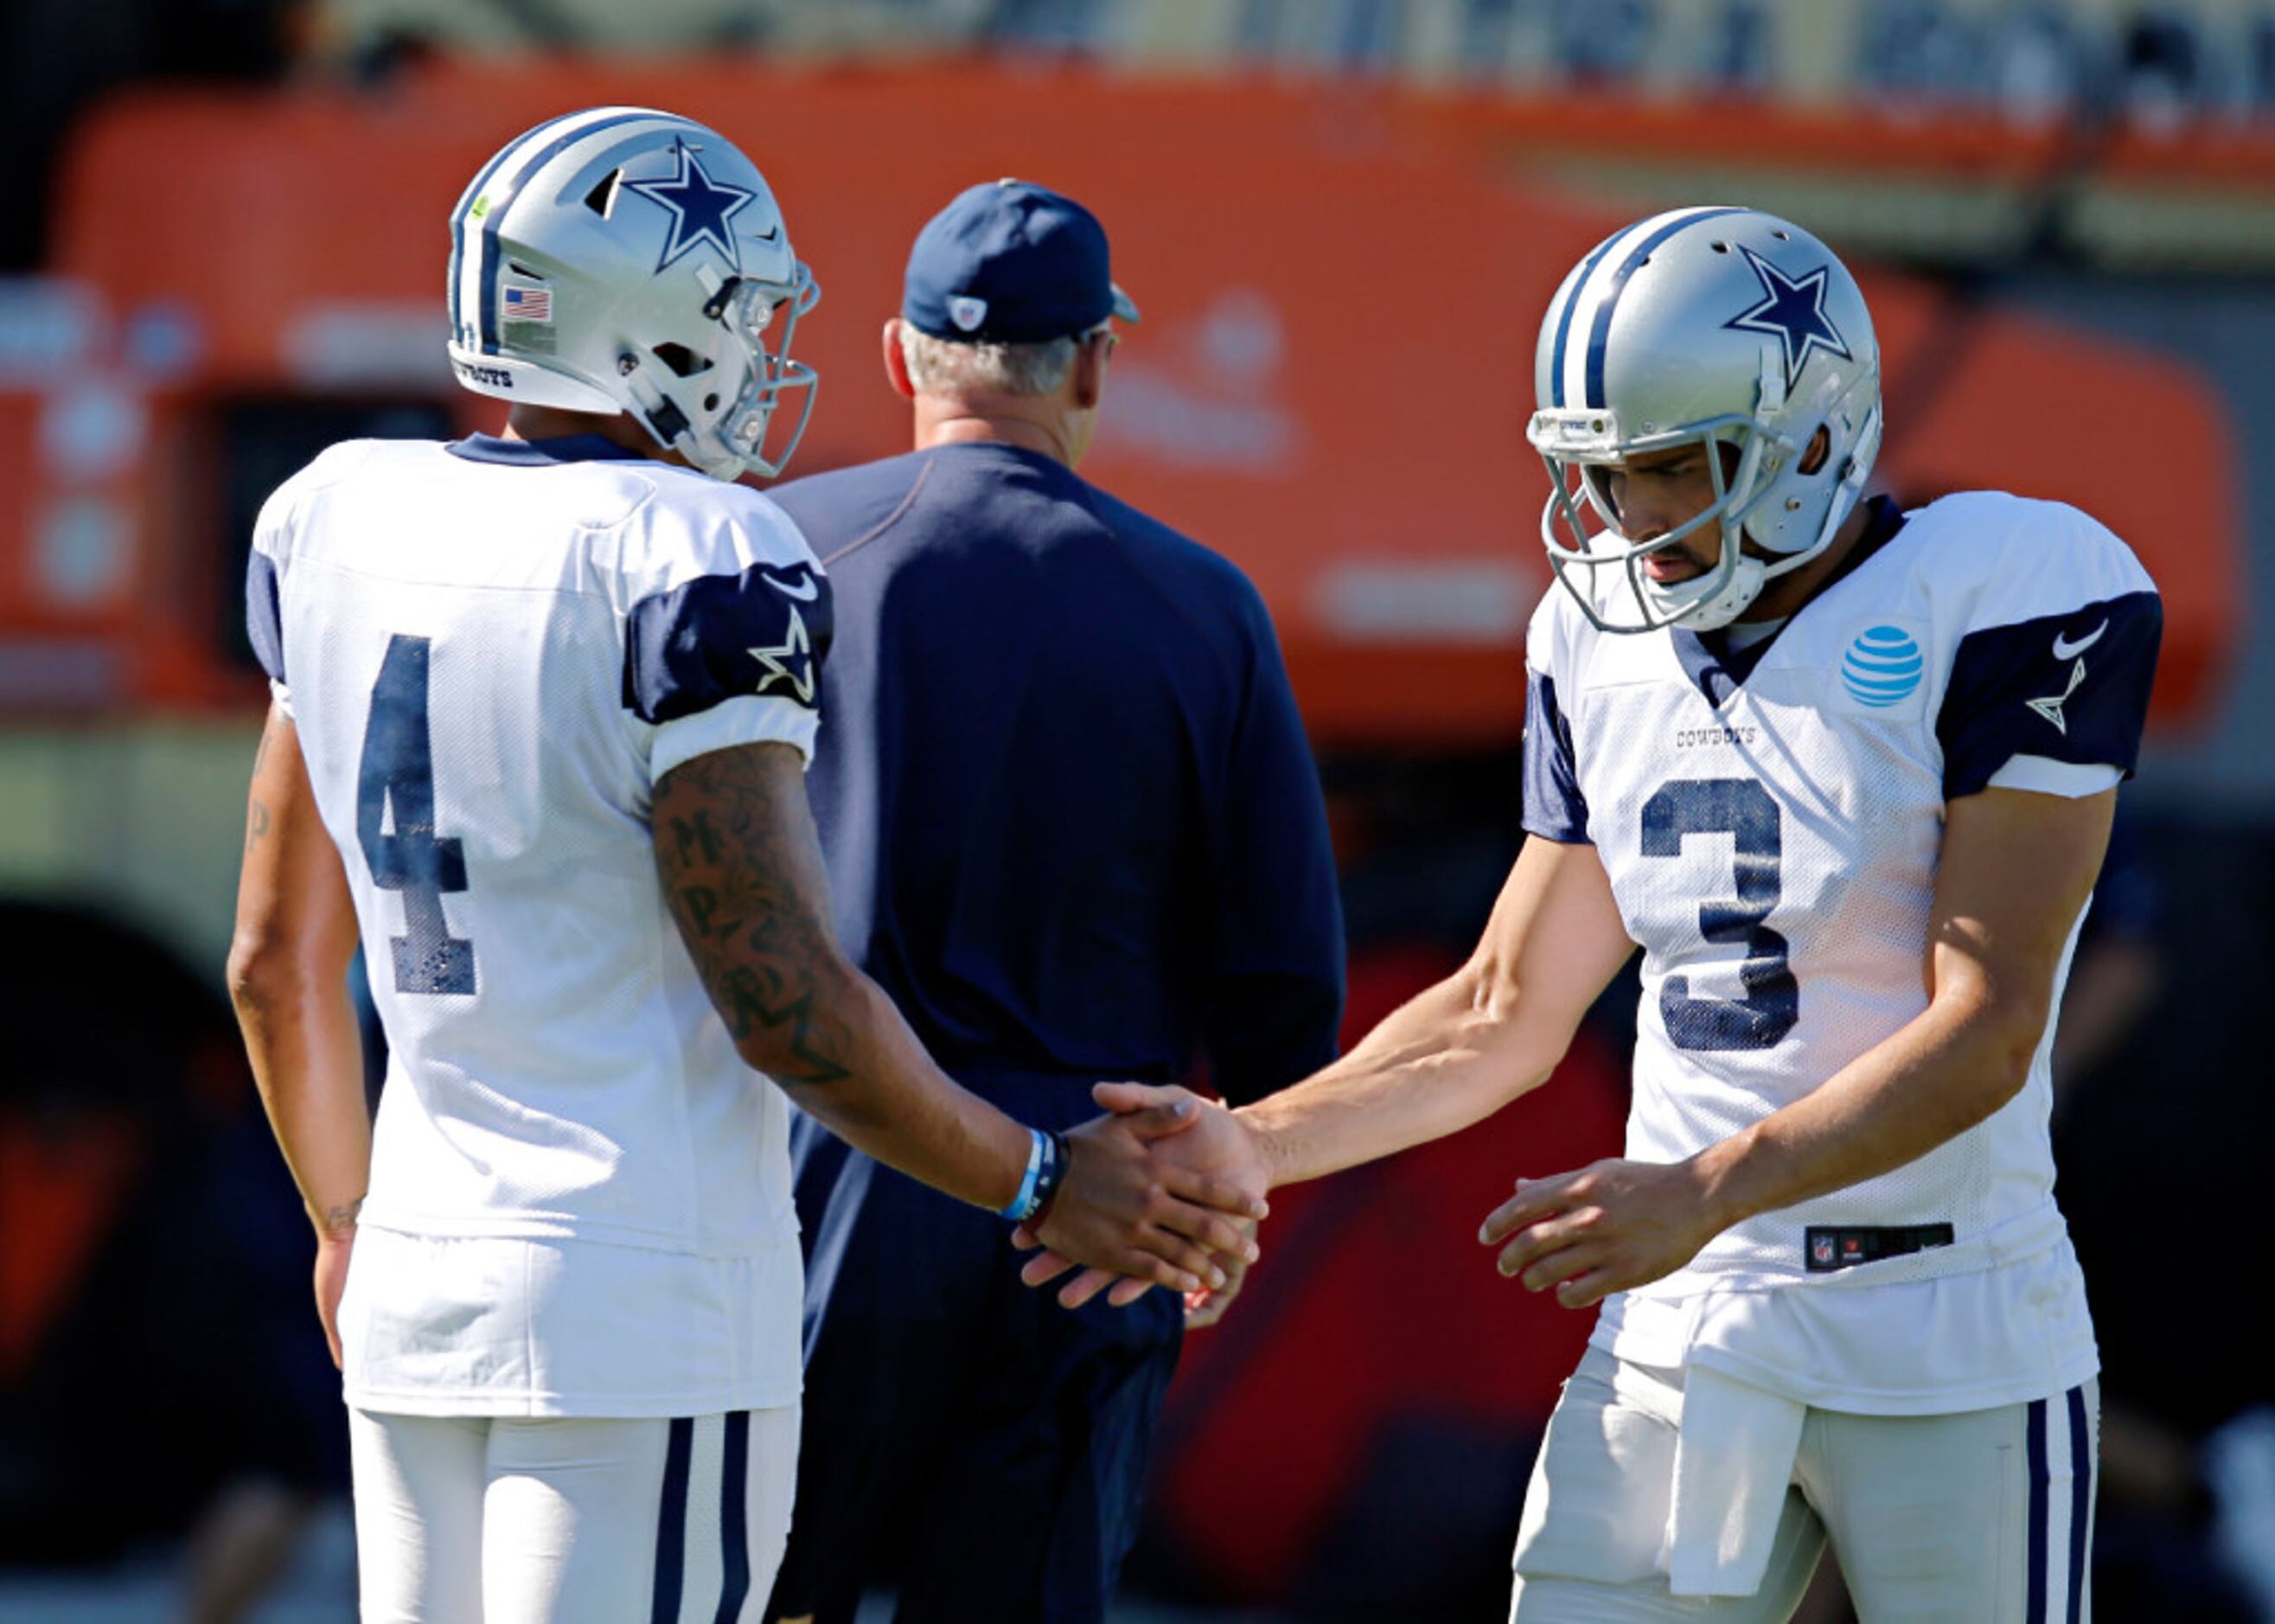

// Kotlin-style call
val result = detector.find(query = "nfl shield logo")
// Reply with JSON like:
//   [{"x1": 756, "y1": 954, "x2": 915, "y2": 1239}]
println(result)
[
  {"x1": 1812, "y1": 1236, "x2": 1835, "y2": 1266},
  {"x1": 948, "y1": 295, "x2": 988, "y2": 332}
]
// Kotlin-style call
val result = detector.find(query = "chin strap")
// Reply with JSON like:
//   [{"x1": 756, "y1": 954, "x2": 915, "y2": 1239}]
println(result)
[
  {"x1": 1652, "y1": 551, "x2": 1765, "y2": 633},
  {"x1": 1641, "y1": 516, "x2": 1769, "y2": 632},
  {"x1": 1679, "y1": 557, "x2": 1767, "y2": 631}
]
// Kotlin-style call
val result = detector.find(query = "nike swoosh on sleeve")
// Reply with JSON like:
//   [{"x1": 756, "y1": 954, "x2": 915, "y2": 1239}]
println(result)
[
  {"x1": 758, "y1": 570, "x2": 819, "y2": 601},
  {"x1": 2050, "y1": 622, "x2": 2107, "y2": 660}
]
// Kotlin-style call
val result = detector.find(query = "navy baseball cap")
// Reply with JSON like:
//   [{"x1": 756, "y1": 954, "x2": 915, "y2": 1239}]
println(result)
[{"x1": 902, "y1": 179, "x2": 1141, "y2": 345}]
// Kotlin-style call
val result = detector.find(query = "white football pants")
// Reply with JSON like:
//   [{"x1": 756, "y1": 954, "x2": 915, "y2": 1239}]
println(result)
[
  {"x1": 348, "y1": 1406, "x2": 797, "y2": 1623},
  {"x1": 1510, "y1": 1347, "x2": 2099, "y2": 1621}
]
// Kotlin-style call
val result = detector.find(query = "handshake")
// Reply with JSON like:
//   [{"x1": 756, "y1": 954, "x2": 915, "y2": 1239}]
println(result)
[{"x1": 1012, "y1": 1083, "x2": 1268, "y2": 1327}]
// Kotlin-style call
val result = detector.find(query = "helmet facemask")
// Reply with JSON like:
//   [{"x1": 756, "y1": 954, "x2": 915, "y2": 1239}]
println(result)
[
  {"x1": 1534, "y1": 410, "x2": 1782, "y2": 635},
  {"x1": 617, "y1": 263, "x2": 821, "y2": 481},
  {"x1": 1528, "y1": 359, "x2": 1882, "y2": 636}
]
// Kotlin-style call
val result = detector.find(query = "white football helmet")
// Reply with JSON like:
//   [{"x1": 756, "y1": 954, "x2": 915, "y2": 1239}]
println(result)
[
  {"x1": 1526, "y1": 207, "x2": 1882, "y2": 633},
  {"x1": 445, "y1": 107, "x2": 820, "y2": 480}
]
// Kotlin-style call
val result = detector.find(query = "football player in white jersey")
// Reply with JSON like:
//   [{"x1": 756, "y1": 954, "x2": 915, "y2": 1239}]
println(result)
[
  {"x1": 224, "y1": 108, "x2": 1262, "y2": 1624},
  {"x1": 1024, "y1": 208, "x2": 2159, "y2": 1620}
]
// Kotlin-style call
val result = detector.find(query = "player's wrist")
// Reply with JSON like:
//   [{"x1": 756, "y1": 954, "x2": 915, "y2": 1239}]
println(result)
[
  {"x1": 1685, "y1": 1134, "x2": 1762, "y2": 1232},
  {"x1": 1000, "y1": 1126, "x2": 1070, "y2": 1223},
  {"x1": 1229, "y1": 1103, "x2": 1294, "y2": 1191},
  {"x1": 1026, "y1": 1135, "x2": 1071, "y2": 1228}
]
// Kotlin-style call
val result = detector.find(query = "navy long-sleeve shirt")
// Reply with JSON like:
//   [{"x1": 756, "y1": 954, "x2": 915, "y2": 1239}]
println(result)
[{"x1": 767, "y1": 440, "x2": 1343, "y2": 1104}]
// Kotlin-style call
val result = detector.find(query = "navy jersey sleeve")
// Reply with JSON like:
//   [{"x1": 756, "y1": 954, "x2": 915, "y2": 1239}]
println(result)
[
  {"x1": 623, "y1": 558, "x2": 833, "y2": 722},
  {"x1": 623, "y1": 558, "x2": 834, "y2": 780},
  {"x1": 246, "y1": 547, "x2": 286, "y2": 687},
  {"x1": 1198, "y1": 594, "x2": 1345, "y2": 1106},
  {"x1": 1937, "y1": 589, "x2": 2161, "y2": 800},
  {"x1": 1521, "y1": 668, "x2": 1590, "y2": 843},
  {"x1": 244, "y1": 464, "x2": 315, "y2": 710}
]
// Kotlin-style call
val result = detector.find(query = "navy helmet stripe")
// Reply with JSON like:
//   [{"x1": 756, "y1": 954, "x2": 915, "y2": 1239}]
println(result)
[
  {"x1": 651, "y1": 1416, "x2": 693, "y2": 1624},
  {"x1": 1548, "y1": 231, "x2": 1622, "y2": 409},
  {"x1": 473, "y1": 108, "x2": 665, "y2": 354},
  {"x1": 448, "y1": 110, "x2": 589, "y2": 339},
  {"x1": 712, "y1": 1411, "x2": 751, "y2": 1624},
  {"x1": 1582, "y1": 206, "x2": 1748, "y2": 408},
  {"x1": 2066, "y1": 1384, "x2": 2093, "y2": 1624},
  {"x1": 2025, "y1": 1396, "x2": 2050, "y2": 1624}
]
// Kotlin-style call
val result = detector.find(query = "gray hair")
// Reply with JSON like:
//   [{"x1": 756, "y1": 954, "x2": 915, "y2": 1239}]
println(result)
[{"x1": 898, "y1": 323, "x2": 1079, "y2": 398}]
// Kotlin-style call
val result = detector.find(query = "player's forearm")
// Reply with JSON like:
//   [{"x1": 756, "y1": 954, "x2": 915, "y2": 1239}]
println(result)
[
  {"x1": 654, "y1": 745, "x2": 1033, "y2": 1211},
  {"x1": 229, "y1": 706, "x2": 370, "y2": 1238},
  {"x1": 1237, "y1": 966, "x2": 1563, "y2": 1187},
  {"x1": 692, "y1": 941, "x2": 1031, "y2": 1212},
  {"x1": 228, "y1": 951, "x2": 371, "y2": 1237},
  {"x1": 1690, "y1": 986, "x2": 2047, "y2": 1231},
  {"x1": 766, "y1": 967, "x2": 1029, "y2": 1213}
]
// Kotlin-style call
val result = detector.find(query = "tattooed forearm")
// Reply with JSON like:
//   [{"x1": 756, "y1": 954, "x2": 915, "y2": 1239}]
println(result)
[
  {"x1": 246, "y1": 799, "x2": 272, "y2": 852},
  {"x1": 714, "y1": 962, "x2": 852, "y2": 1084},
  {"x1": 669, "y1": 809, "x2": 723, "y2": 866},
  {"x1": 678, "y1": 885, "x2": 723, "y2": 937},
  {"x1": 654, "y1": 745, "x2": 858, "y2": 1085}
]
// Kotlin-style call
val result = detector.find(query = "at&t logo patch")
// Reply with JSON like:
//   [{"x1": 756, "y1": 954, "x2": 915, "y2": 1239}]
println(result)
[{"x1": 1840, "y1": 623, "x2": 1924, "y2": 707}]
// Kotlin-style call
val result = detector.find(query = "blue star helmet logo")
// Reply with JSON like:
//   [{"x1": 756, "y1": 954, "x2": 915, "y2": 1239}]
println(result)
[
  {"x1": 1722, "y1": 246, "x2": 1852, "y2": 389},
  {"x1": 622, "y1": 138, "x2": 757, "y2": 275}
]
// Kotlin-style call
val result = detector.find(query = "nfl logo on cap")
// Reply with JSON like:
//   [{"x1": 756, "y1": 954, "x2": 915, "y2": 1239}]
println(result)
[{"x1": 902, "y1": 179, "x2": 1140, "y2": 346}]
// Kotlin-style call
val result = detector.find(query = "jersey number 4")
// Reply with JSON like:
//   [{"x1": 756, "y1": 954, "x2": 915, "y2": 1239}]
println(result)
[
  {"x1": 1640, "y1": 777, "x2": 1798, "y2": 1051},
  {"x1": 357, "y1": 634, "x2": 476, "y2": 995}
]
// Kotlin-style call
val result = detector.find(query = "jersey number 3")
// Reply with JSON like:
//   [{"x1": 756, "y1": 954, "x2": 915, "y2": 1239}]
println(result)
[
  {"x1": 357, "y1": 634, "x2": 476, "y2": 995},
  {"x1": 1640, "y1": 777, "x2": 1798, "y2": 1051}
]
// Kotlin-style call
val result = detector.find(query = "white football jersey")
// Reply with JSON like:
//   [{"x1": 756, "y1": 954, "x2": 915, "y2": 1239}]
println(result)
[
  {"x1": 247, "y1": 432, "x2": 830, "y2": 1416},
  {"x1": 1523, "y1": 491, "x2": 2161, "y2": 1413}
]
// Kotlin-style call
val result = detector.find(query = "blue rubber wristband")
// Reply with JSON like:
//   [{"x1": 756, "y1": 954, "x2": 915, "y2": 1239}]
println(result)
[
  {"x1": 1026, "y1": 1130, "x2": 1072, "y2": 1225},
  {"x1": 1000, "y1": 1126, "x2": 1048, "y2": 1220}
]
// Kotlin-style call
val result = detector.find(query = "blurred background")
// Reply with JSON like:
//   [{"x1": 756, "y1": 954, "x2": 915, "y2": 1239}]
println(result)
[{"x1": 2, "y1": 0, "x2": 2271, "y2": 1619}]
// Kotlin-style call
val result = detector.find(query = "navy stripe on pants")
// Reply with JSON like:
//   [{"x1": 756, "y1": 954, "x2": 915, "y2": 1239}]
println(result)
[
  {"x1": 653, "y1": 1417, "x2": 694, "y2": 1624},
  {"x1": 2023, "y1": 1384, "x2": 2099, "y2": 1624},
  {"x1": 716, "y1": 1412, "x2": 752, "y2": 1623},
  {"x1": 2066, "y1": 1384, "x2": 2093, "y2": 1624}
]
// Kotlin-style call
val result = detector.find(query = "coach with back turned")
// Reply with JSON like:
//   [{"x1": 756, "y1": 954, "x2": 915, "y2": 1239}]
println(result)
[{"x1": 763, "y1": 179, "x2": 1345, "y2": 1624}]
